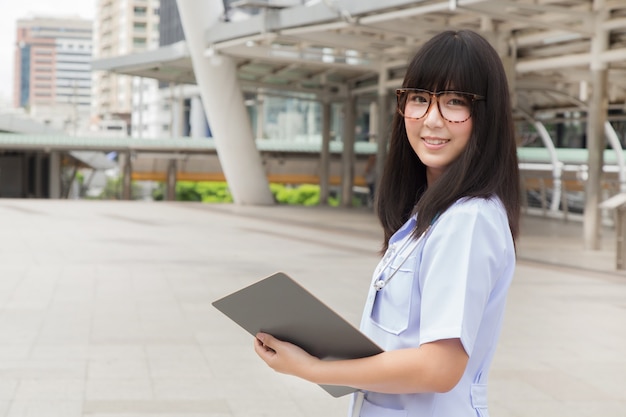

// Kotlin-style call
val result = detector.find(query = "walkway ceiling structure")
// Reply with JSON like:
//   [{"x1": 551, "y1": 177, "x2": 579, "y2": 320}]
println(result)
[
  {"x1": 210, "y1": 0, "x2": 626, "y2": 120},
  {"x1": 93, "y1": 0, "x2": 626, "y2": 120}
]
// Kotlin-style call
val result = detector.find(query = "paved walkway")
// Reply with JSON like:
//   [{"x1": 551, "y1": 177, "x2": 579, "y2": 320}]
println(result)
[{"x1": 0, "y1": 200, "x2": 623, "y2": 417}]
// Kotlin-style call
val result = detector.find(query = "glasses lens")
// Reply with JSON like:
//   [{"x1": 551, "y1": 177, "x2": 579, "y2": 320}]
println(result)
[
  {"x1": 437, "y1": 92, "x2": 472, "y2": 123},
  {"x1": 399, "y1": 90, "x2": 431, "y2": 119},
  {"x1": 398, "y1": 90, "x2": 474, "y2": 123}
]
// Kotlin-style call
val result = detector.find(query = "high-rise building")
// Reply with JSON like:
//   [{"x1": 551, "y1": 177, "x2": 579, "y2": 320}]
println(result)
[
  {"x1": 159, "y1": 0, "x2": 184, "y2": 47},
  {"x1": 92, "y1": 0, "x2": 160, "y2": 134},
  {"x1": 13, "y1": 16, "x2": 93, "y2": 133},
  {"x1": 135, "y1": 0, "x2": 210, "y2": 139}
]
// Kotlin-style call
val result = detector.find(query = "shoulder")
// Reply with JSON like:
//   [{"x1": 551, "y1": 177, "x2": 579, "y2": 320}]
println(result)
[
  {"x1": 440, "y1": 196, "x2": 507, "y2": 224},
  {"x1": 424, "y1": 196, "x2": 515, "y2": 273},
  {"x1": 432, "y1": 196, "x2": 511, "y2": 244}
]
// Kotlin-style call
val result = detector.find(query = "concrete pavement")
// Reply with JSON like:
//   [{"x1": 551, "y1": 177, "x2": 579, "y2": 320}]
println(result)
[{"x1": 0, "y1": 199, "x2": 623, "y2": 416}]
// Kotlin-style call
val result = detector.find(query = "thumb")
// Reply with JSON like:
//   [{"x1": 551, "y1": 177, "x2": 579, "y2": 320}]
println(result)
[
  {"x1": 256, "y1": 332, "x2": 274, "y2": 346},
  {"x1": 256, "y1": 332, "x2": 278, "y2": 353}
]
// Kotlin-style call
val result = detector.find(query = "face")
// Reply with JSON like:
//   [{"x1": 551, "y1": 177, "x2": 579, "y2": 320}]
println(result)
[{"x1": 403, "y1": 93, "x2": 473, "y2": 184}]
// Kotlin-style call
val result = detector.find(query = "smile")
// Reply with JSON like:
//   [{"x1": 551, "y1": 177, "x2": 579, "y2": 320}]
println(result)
[{"x1": 423, "y1": 137, "x2": 450, "y2": 145}]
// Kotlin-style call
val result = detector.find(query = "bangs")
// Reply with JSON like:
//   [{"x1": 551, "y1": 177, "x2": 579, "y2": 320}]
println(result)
[{"x1": 404, "y1": 32, "x2": 486, "y2": 95}]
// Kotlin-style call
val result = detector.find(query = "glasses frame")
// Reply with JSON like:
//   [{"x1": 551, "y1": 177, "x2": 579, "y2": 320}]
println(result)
[{"x1": 396, "y1": 88, "x2": 485, "y2": 123}]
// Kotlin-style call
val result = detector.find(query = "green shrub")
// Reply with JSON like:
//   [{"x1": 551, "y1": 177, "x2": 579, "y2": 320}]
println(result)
[
  {"x1": 150, "y1": 181, "x2": 362, "y2": 207},
  {"x1": 96, "y1": 176, "x2": 142, "y2": 200}
]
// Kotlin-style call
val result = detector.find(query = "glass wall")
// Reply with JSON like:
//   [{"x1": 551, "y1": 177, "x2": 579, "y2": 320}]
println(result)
[{"x1": 246, "y1": 93, "x2": 375, "y2": 143}]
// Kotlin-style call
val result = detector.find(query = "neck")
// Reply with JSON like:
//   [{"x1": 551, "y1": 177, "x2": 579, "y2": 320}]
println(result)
[{"x1": 426, "y1": 168, "x2": 443, "y2": 186}]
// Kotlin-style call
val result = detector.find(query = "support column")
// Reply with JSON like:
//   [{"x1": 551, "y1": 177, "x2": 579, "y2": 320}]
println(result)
[
  {"x1": 340, "y1": 94, "x2": 356, "y2": 207},
  {"x1": 137, "y1": 77, "x2": 143, "y2": 138},
  {"x1": 166, "y1": 159, "x2": 177, "y2": 201},
  {"x1": 307, "y1": 101, "x2": 316, "y2": 141},
  {"x1": 256, "y1": 92, "x2": 265, "y2": 140},
  {"x1": 605, "y1": 122, "x2": 626, "y2": 193},
  {"x1": 178, "y1": 84, "x2": 185, "y2": 136},
  {"x1": 190, "y1": 95, "x2": 206, "y2": 138},
  {"x1": 176, "y1": 0, "x2": 273, "y2": 205},
  {"x1": 368, "y1": 101, "x2": 378, "y2": 143},
  {"x1": 35, "y1": 152, "x2": 42, "y2": 198},
  {"x1": 376, "y1": 81, "x2": 390, "y2": 197},
  {"x1": 319, "y1": 99, "x2": 331, "y2": 205},
  {"x1": 169, "y1": 82, "x2": 176, "y2": 137},
  {"x1": 48, "y1": 151, "x2": 61, "y2": 199},
  {"x1": 122, "y1": 153, "x2": 132, "y2": 201},
  {"x1": 584, "y1": 1, "x2": 609, "y2": 250}
]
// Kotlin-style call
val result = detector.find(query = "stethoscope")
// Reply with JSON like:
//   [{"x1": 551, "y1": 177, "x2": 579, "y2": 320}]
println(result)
[
  {"x1": 349, "y1": 215, "x2": 439, "y2": 417},
  {"x1": 372, "y1": 214, "x2": 439, "y2": 292}
]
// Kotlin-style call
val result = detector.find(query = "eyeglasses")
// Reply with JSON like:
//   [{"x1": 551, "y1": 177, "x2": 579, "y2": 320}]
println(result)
[{"x1": 396, "y1": 88, "x2": 485, "y2": 123}]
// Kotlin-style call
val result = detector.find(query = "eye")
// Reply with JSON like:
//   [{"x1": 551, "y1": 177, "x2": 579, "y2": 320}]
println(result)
[
  {"x1": 442, "y1": 93, "x2": 470, "y2": 107},
  {"x1": 407, "y1": 92, "x2": 429, "y2": 104}
]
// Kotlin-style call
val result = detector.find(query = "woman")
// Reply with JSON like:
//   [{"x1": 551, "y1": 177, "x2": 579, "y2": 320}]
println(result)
[{"x1": 254, "y1": 30, "x2": 520, "y2": 417}]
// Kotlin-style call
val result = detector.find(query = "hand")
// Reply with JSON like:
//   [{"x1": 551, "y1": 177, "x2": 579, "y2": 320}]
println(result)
[{"x1": 254, "y1": 332, "x2": 320, "y2": 380}]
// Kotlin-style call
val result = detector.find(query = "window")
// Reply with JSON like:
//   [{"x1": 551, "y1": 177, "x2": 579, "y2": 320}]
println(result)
[
  {"x1": 133, "y1": 22, "x2": 147, "y2": 32},
  {"x1": 133, "y1": 37, "x2": 147, "y2": 47},
  {"x1": 134, "y1": 6, "x2": 147, "y2": 16}
]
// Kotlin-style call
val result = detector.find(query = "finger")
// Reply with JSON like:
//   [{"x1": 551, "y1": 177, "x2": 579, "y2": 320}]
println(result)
[
  {"x1": 254, "y1": 336, "x2": 276, "y2": 362},
  {"x1": 255, "y1": 332, "x2": 278, "y2": 351},
  {"x1": 255, "y1": 336, "x2": 276, "y2": 353}
]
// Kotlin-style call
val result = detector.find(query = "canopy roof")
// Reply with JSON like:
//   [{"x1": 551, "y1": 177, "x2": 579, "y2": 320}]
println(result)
[{"x1": 92, "y1": 0, "x2": 626, "y2": 119}]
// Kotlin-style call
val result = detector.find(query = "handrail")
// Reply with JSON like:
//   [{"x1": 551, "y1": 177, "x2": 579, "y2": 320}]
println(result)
[
  {"x1": 518, "y1": 110, "x2": 563, "y2": 212},
  {"x1": 604, "y1": 121, "x2": 626, "y2": 192}
]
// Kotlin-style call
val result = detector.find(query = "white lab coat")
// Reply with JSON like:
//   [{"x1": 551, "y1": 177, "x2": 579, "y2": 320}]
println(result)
[{"x1": 350, "y1": 196, "x2": 515, "y2": 417}]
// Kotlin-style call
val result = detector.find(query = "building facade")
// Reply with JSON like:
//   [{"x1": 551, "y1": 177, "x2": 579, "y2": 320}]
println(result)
[
  {"x1": 92, "y1": 0, "x2": 160, "y2": 135},
  {"x1": 13, "y1": 16, "x2": 93, "y2": 133},
  {"x1": 147, "y1": 0, "x2": 210, "y2": 139}
]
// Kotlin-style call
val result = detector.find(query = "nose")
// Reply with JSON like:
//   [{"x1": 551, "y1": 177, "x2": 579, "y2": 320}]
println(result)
[{"x1": 423, "y1": 96, "x2": 444, "y2": 127}]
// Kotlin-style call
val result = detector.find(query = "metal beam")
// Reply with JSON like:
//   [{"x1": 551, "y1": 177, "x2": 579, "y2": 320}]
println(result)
[
  {"x1": 218, "y1": 44, "x2": 378, "y2": 72},
  {"x1": 463, "y1": 4, "x2": 593, "y2": 35},
  {"x1": 493, "y1": 0, "x2": 591, "y2": 17},
  {"x1": 516, "y1": 48, "x2": 626, "y2": 73},
  {"x1": 358, "y1": 0, "x2": 489, "y2": 25}
]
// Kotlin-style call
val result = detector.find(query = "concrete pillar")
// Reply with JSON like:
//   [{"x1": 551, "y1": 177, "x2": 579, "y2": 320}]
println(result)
[
  {"x1": 307, "y1": 101, "x2": 316, "y2": 140},
  {"x1": 122, "y1": 153, "x2": 132, "y2": 200},
  {"x1": 35, "y1": 152, "x2": 42, "y2": 198},
  {"x1": 584, "y1": 69, "x2": 608, "y2": 249},
  {"x1": 340, "y1": 95, "x2": 356, "y2": 207},
  {"x1": 376, "y1": 85, "x2": 390, "y2": 195},
  {"x1": 178, "y1": 84, "x2": 185, "y2": 136},
  {"x1": 319, "y1": 100, "x2": 331, "y2": 205},
  {"x1": 190, "y1": 95, "x2": 206, "y2": 138},
  {"x1": 48, "y1": 151, "x2": 61, "y2": 199},
  {"x1": 584, "y1": 1, "x2": 609, "y2": 250},
  {"x1": 169, "y1": 82, "x2": 176, "y2": 137},
  {"x1": 176, "y1": 0, "x2": 273, "y2": 205},
  {"x1": 605, "y1": 121, "x2": 626, "y2": 193},
  {"x1": 256, "y1": 92, "x2": 265, "y2": 140},
  {"x1": 166, "y1": 159, "x2": 177, "y2": 201},
  {"x1": 137, "y1": 77, "x2": 144, "y2": 138},
  {"x1": 369, "y1": 101, "x2": 378, "y2": 142}
]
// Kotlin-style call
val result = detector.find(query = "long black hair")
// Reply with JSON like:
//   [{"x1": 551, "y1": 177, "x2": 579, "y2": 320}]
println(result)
[{"x1": 376, "y1": 30, "x2": 520, "y2": 252}]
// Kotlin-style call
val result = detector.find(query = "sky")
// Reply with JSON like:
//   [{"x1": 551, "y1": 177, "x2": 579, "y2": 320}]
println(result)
[{"x1": 0, "y1": 0, "x2": 95, "y2": 105}]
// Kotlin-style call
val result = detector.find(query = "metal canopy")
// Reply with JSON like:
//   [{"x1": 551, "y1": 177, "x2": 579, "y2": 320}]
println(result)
[
  {"x1": 92, "y1": 41, "x2": 196, "y2": 85},
  {"x1": 207, "y1": 0, "x2": 626, "y2": 113},
  {"x1": 92, "y1": 0, "x2": 626, "y2": 115}
]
